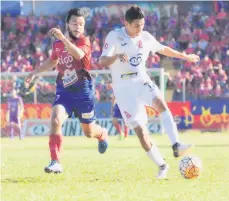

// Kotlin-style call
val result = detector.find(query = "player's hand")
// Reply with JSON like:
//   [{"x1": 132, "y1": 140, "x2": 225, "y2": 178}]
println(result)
[
  {"x1": 186, "y1": 54, "x2": 200, "y2": 63},
  {"x1": 49, "y1": 28, "x2": 66, "y2": 41},
  {"x1": 25, "y1": 72, "x2": 35, "y2": 84},
  {"x1": 116, "y1": 53, "x2": 129, "y2": 63}
]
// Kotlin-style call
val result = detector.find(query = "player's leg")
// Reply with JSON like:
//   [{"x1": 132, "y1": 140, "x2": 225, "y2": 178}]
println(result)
[
  {"x1": 113, "y1": 104, "x2": 125, "y2": 139},
  {"x1": 8, "y1": 117, "x2": 18, "y2": 139},
  {"x1": 123, "y1": 122, "x2": 129, "y2": 138},
  {"x1": 152, "y1": 97, "x2": 192, "y2": 157},
  {"x1": 142, "y1": 81, "x2": 192, "y2": 158},
  {"x1": 134, "y1": 124, "x2": 169, "y2": 179},
  {"x1": 15, "y1": 118, "x2": 23, "y2": 140},
  {"x1": 77, "y1": 97, "x2": 108, "y2": 154},
  {"x1": 18, "y1": 123, "x2": 22, "y2": 140},
  {"x1": 117, "y1": 94, "x2": 169, "y2": 179},
  {"x1": 112, "y1": 118, "x2": 124, "y2": 139},
  {"x1": 81, "y1": 122, "x2": 108, "y2": 154},
  {"x1": 9, "y1": 123, "x2": 14, "y2": 139},
  {"x1": 44, "y1": 104, "x2": 68, "y2": 173}
]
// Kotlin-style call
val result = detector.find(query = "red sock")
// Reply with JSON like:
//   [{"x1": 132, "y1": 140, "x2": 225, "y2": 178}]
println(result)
[
  {"x1": 114, "y1": 123, "x2": 122, "y2": 135},
  {"x1": 96, "y1": 128, "x2": 107, "y2": 141},
  {"x1": 57, "y1": 135, "x2": 63, "y2": 152},
  {"x1": 124, "y1": 125, "x2": 129, "y2": 137},
  {"x1": 49, "y1": 134, "x2": 62, "y2": 162}
]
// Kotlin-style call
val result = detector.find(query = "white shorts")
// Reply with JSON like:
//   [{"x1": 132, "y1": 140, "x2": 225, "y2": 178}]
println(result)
[{"x1": 113, "y1": 80, "x2": 162, "y2": 129}]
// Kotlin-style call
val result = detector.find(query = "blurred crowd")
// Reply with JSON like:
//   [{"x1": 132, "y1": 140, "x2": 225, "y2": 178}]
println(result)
[
  {"x1": 171, "y1": 7, "x2": 229, "y2": 100},
  {"x1": 1, "y1": 3, "x2": 229, "y2": 102}
]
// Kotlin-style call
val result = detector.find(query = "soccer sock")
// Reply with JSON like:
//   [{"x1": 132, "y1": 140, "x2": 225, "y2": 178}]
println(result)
[
  {"x1": 57, "y1": 135, "x2": 63, "y2": 152},
  {"x1": 147, "y1": 144, "x2": 166, "y2": 167},
  {"x1": 114, "y1": 123, "x2": 122, "y2": 135},
  {"x1": 96, "y1": 128, "x2": 107, "y2": 141},
  {"x1": 124, "y1": 125, "x2": 129, "y2": 137},
  {"x1": 49, "y1": 134, "x2": 62, "y2": 162},
  {"x1": 160, "y1": 110, "x2": 180, "y2": 145}
]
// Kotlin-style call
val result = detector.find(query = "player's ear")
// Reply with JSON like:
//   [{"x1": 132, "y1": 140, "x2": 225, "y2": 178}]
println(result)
[{"x1": 124, "y1": 20, "x2": 129, "y2": 27}]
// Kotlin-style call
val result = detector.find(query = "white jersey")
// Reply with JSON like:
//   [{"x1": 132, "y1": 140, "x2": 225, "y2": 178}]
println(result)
[
  {"x1": 101, "y1": 27, "x2": 164, "y2": 129},
  {"x1": 101, "y1": 27, "x2": 164, "y2": 87}
]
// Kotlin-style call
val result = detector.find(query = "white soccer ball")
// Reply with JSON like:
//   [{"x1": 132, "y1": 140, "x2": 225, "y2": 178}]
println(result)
[{"x1": 179, "y1": 156, "x2": 202, "y2": 179}]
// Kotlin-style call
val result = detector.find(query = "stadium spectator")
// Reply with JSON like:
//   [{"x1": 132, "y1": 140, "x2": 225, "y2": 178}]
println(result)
[{"x1": 1, "y1": 3, "x2": 229, "y2": 100}]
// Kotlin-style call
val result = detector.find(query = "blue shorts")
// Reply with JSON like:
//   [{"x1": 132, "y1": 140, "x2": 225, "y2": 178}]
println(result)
[
  {"x1": 10, "y1": 115, "x2": 20, "y2": 124},
  {"x1": 53, "y1": 91, "x2": 96, "y2": 124},
  {"x1": 113, "y1": 104, "x2": 123, "y2": 119}
]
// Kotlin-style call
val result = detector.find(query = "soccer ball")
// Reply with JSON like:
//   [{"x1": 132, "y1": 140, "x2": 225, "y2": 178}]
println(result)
[{"x1": 179, "y1": 156, "x2": 202, "y2": 179}]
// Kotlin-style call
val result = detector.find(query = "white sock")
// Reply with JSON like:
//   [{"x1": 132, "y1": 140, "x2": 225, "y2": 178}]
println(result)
[
  {"x1": 147, "y1": 145, "x2": 166, "y2": 167},
  {"x1": 160, "y1": 110, "x2": 180, "y2": 145}
]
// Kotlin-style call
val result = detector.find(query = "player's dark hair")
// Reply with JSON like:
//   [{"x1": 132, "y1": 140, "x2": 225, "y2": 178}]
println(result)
[
  {"x1": 66, "y1": 8, "x2": 84, "y2": 23},
  {"x1": 125, "y1": 5, "x2": 145, "y2": 24}
]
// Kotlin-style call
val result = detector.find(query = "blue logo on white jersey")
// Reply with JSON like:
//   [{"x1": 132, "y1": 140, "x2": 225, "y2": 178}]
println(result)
[{"x1": 129, "y1": 53, "x2": 143, "y2": 67}]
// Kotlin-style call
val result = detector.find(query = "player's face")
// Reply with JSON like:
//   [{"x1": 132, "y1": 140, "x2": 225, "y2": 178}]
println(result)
[
  {"x1": 125, "y1": 18, "x2": 145, "y2": 38},
  {"x1": 67, "y1": 15, "x2": 85, "y2": 39}
]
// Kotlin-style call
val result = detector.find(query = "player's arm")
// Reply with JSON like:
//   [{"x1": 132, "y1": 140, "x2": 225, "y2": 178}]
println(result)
[
  {"x1": 157, "y1": 46, "x2": 200, "y2": 63},
  {"x1": 49, "y1": 28, "x2": 85, "y2": 60},
  {"x1": 148, "y1": 33, "x2": 199, "y2": 63},
  {"x1": 33, "y1": 59, "x2": 58, "y2": 74},
  {"x1": 100, "y1": 55, "x2": 118, "y2": 67},
  {"x1": 61, "y1": 37, "x2": 85, "y2": 60},
  {"x1": 99, "y1": 32, "x2": 129, "y2": 67},
  {"x1": 25, "y1": 58, "x2": 58, "y2": 84}
]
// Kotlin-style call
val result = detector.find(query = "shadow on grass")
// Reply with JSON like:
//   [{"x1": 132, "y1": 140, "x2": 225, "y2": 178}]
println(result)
[
  {"x1": 66, "y1": 144, "x2": 229, "y2": 150},
  {"x1": 2, "y1": 176, "x2": 102, "y2": 184},
  {"x1": 1, "y1": 177, "x2": 48, "y2": 184}
]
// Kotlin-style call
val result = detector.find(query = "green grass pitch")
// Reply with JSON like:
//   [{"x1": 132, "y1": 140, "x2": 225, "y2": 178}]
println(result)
[{"x1": 1, "y1": 132, "x2": 229, "y2": 201}]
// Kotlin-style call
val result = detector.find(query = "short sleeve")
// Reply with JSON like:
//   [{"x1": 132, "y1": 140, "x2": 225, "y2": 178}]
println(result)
[
  {"x1": 147, "y1": 32, "x2": 165, "y2": 54},
  {"x1": 77, "y1": 36, "x2": 91, "y2": 55},
  {"x1": 50, "y1": 42, "x2": 58, "y2": 61},
  {"x1": 101, "y1": 31, "x2": 116, "y2": 57}
]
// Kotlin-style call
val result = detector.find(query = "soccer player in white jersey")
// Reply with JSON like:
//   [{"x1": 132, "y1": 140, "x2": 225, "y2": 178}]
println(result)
[{"x1": 99, "y1": 5, "x2": 200, "y2": 179}]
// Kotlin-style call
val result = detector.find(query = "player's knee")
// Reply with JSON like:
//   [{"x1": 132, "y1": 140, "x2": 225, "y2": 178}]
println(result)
[
  {"x1": 51, "y1": 117, "x2": 62, "y2": 128},
  {"x1": 112, "y1": 119, "x2": 118, "y2": 125}
]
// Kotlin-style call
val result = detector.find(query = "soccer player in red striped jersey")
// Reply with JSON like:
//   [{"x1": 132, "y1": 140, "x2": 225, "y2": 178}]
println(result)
[{"x1": 25, "y1": 8, "x2": 108, "y2": 174}]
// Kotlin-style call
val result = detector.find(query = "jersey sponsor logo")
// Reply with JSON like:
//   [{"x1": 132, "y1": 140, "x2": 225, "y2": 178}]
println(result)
[
  {"x1": 58, "y1": 54, "x2": 74, "y2": 68},
  {"x1": 62, "y1": 69, "x2": 78, "y2": 87},
  {"x1": 129, "y1": 53, "x2": 143, "y2": 67},
  {"x1": 121, "y1": 72, "x2": 138, "y2": 79},
  {"x1": 82, "y1": 110, "x2": 94, "y2": 119}
]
